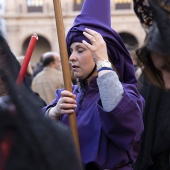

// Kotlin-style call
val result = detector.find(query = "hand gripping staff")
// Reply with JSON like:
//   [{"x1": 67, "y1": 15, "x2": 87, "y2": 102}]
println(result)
[
  {"x1": 16, "y1": 33, "x2": 38, "y2": 85},
  {"x1": 53, "y1": 0, "x2": 81, "y2": 161}
]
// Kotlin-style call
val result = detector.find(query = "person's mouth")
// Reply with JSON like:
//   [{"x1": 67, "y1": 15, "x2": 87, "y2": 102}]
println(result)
[{"x1": 72, "y1": 65, "x2": 79, "y2": 69}]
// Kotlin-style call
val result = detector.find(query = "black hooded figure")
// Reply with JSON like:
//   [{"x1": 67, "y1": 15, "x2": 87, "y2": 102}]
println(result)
[
  {"x1": 0, "y1": 34, "x2": 82, "y2": 170},
  {"x1": 134, "y1": 0, "x2": 170, "y2": 89},
  {"x1": 133, "y1": 0, "x2": 170, "y2": 170}
]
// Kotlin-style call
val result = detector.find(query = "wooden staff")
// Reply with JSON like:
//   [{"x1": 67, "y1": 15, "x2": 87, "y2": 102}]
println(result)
[{"x1": 53, "y1": 0, "x2": 81, "y2": 157}]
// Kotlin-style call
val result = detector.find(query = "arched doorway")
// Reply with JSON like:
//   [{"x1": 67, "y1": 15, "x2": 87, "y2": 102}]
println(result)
[{"x1": 22, "y1": 35, "x2": 51, "y2": 67}]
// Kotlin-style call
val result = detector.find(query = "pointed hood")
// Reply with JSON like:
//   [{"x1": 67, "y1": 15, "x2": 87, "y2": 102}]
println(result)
[
  {"x1": 66, "y1": 0, "x2": 136, "y2": 84},
  {"x1": 81, "y1": 0, "x2": 111, "y2": 27}
]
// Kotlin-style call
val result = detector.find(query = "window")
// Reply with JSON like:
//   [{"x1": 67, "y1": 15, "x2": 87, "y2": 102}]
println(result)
[
  {"x1": 115, "y1": 0, "x2": 131, "y2": 10},
  {"x1": 27, "y1": 0, "x2": 43, "y2": 12},
  {"x1": 73, "y1": 0, "x2": 84, "y2": 11}
]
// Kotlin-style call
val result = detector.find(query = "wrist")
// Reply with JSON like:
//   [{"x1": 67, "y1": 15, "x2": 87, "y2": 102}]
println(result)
[
  {"x1": 96, "y1": 60, "x2": 112, "y2": 70},
  {"x1": 96, "y1": 60, "x2": 107, "y2": 65},
  {"x1": 48, "y1": 107, "x2": 60, "y2": 120},
  {"x1": 97, "y1": 67, "x2": 113, "y2": 73}
]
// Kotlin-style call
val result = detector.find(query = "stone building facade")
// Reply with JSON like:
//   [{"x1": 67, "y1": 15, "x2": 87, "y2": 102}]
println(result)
[{"x1": 3, "y1": 0, "x2": 145, "y2": 66}]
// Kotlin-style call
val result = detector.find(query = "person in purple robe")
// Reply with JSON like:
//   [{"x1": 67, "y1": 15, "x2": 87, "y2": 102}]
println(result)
[{"x1": 43, "y1": 0, "x2": 145, "y2": 169}]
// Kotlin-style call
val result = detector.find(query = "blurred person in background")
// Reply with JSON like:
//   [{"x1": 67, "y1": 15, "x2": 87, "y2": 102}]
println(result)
[
  {"x1": 32, "y1": 52, "x2": 64, "y2": 105},
  {"x1": 133, "y1": 0, "x2": 170, "y2": 169},
  {"x1": 32, "y1": 54, "x2": 44, "y2": 77}
]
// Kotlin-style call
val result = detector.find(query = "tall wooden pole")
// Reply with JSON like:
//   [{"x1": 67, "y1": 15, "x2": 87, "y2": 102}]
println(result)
[{"x1": 53, "y1": 0, "x2": 81, "y2": 158}]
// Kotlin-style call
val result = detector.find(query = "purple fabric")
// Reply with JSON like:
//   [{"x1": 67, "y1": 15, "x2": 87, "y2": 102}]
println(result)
[
  {"x1": 69, "y1": 33, "x2": 91, "y2": 45},
  {"x1": 81, "y1": 0, "x2": 111, "y2": 27},
  {"x1": 43, "y1": 77, "x2": 144, "y2": 169},
  {"x1": 66, "y1": 0, "x2": 136, "y2": 84},
  {"x1": 66, "y1": 14, "x2": 136, "y2": 84}
]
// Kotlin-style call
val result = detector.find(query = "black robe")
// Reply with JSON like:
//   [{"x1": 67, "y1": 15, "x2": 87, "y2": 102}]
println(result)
[{"x1": 133, "y1": 74, "x2": 170, "y2": 170}]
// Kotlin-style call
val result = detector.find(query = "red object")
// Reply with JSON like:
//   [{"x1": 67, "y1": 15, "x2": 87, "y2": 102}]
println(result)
[
  {"x1": 16, "y1": 33, "x2": 38, "y2": 84},
  {"x1": 0, "y1": 132, "x2": 14, "y2": 170}
]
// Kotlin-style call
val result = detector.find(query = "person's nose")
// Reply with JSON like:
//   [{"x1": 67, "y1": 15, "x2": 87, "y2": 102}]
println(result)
[{"x1": 69, "y1": 52, "x2": 77, "y2": 62}]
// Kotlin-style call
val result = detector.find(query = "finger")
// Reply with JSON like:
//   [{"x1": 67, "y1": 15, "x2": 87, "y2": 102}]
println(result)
[
  {"x1": 60, "y1": 103, "x2": 77, "y2": 110},
  {"x1": 83, "y1": 31, "x2": 96, "y2": 44},
  {"x1": 61, "y1": 90, "x2": 76, "y2": 99},
  {"x1": 84, "y1": 28, "x2": 101, "y2": 39},
  {"x1": 82, "y1": 40, "x2": 92, "y2": 48},
  {"x1": 85, "y1": 28, "x2": 98, "y2": 35},
  {"x1": 60, "y1": 109, "x2": 76, "y2": 115},
  {"x1": 61, "y1": 96, "x2": 77, "y2": 104}
]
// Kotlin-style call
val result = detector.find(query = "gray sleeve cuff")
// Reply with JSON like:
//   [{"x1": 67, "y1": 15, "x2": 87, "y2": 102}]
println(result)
[{"x1": 97, "y1": 71, "x2": 124, "y2": 112}]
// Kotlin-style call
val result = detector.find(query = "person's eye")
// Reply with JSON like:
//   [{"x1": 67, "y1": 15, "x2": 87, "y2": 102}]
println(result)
[{"x1": 78, "y1": 48, "x2": 84, "y2": 53}]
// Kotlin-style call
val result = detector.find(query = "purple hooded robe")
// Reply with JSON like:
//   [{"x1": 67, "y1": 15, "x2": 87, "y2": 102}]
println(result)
[
  {"x1": 43, "y1": 79, "x2": 144, "y2": 169},
  {"x1": 43, "y1": 0, "x2": 144, "y2": 169}
]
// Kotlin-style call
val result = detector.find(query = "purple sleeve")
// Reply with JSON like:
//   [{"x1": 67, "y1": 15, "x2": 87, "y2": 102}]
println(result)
[
  {"x1": 98, "y1": 83, "x2": 144, "y2": 158},
  {"x1": 42, "y1": 89, "x2": 62, "y2": 113}
]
